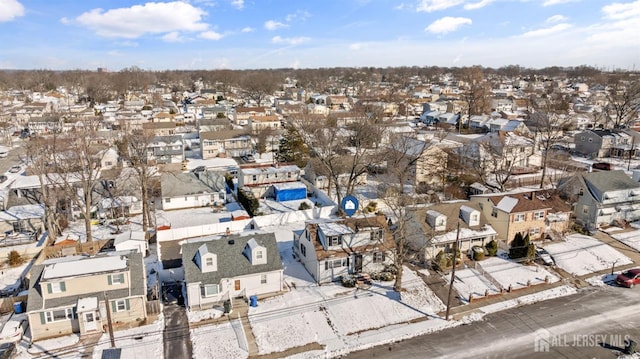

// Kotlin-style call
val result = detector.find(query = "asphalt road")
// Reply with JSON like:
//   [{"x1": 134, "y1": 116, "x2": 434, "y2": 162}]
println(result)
[
  {"x1": 162, "y1": 301, "x2": 192, "y2": 359},
  {"x1": 346, "y1": 284, "x2": 640, "y2": 359}
]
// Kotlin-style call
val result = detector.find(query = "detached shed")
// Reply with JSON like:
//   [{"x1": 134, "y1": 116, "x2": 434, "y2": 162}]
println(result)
[{"x1": 272, "y1": 182, "x2": 307, "y2": 202}]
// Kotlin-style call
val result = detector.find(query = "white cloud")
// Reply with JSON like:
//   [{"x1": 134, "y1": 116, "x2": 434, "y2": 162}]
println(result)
[
  {"x1": 162, "y1": 32, "x2": 185, "y2": 42},
  {"x1": 199, "y1": 30, "x2": 224, "y2": 40},
  {"x1": 416, "y1": 0, "x2": 463, "y2": 12},
  {"x1": 394, "y1": 3, "x2": 409, "y2": 10},
  {"x1": 264, "y1": 20, "x2": 288, "y2": 30},
  {"x1": 520, "y1": 23, "x2": 571, "y2": 37},
  {"x1": 115, "y1": 40, "x2": 139, "y2": 47},
  {"x1": 542, "y1": 0, "x2": 581, "y2": 6},
  {"x1": 0, "y1": 0, "x2": 25, "y2": 22},
  {"x1": 546, "y1": 14, "x2": 567, "y2": 23},
  {"x1": 231, "y1": 0, "x2": 244, "y2": 9},
  {"x1": 602, "y1": 0, "x2": 640, "y2": 20},
  {"x1": 285, "y1": 10, "x2": 310, "y2": 22},
  {"x1": 464, "y1": 0, "x2": 494, "y2": 10},
  {"x1": 350, "y1": 43, "x2": 365, "y2": 50},
  {"x1": 425, "y1": 16, "x2": 472, "y2": 33},
  {"x1": 271, "y1": 36, "x2": 310, "y2": 45},
  {"x1": 241, "y1": 26, "x2": 254, "y2": 33},
  {"x1": 73, "y1": 2, "x2": 209, "y2": 38}
]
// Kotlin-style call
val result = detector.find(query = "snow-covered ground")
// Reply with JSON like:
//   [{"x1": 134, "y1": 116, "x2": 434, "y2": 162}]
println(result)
[
  {"x1": 544, "y1": 234, "x2": 633, "y2": 276},
  {"x1": 476, "y1": 256, "x2": 559, "y2": 290},
  {"x1": 192, "y1": 320, "x2": 249, "y2": 359},
  {"x1": 0, "y1": 260, "x2": 30, "y2": 294},
  {"x1": 611, "y1": 230, "x2": 640, "y2": 252},
  {"x1": 92, "y1": 315, "x2": 165, "y2": 359},
  {"x1": 450, "y1": 268, "x2": 500, "y2": 303}
]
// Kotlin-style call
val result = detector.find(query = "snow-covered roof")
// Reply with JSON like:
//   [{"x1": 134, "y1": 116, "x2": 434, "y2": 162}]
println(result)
[
  {"x1": 496, "y1": 196, "x2": 518, "y2": 213},
  {"x1": 241, "y1": 165, "x2": 300, "y2": 175},
  {"x1": 318, "y1": 222, "x2": 354, "y2": 237},
  {"x1": 272, "y1": 182, "x2": 306, "y2": 190},
  {"x1": 42, "y1": 254, "x2": 127, "y2": 280},
  {"x1": 431, "y1": 225, "x2": 497, "y2": 244},
  {"x1": 6, "y1": 204, "x2": 45, "y2": 219},
  {"x1": 77, "y1": 297, "x2": 98, "y2": 311}
]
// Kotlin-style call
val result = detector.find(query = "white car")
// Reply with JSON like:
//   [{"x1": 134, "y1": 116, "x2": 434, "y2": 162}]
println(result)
[
  {"x1": 535, "y1": 247, "x2": 555, "y2": 266},
  {"x1": 0, "y1": 319, "x2": 28, "y2": 344}
]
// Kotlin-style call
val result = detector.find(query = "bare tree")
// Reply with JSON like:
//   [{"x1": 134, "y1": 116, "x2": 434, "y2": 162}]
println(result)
[
  {"x1": 460, "y1": 66, "x2": 493, "y2": 122},
  {"x1": 46, "y1": 119, "x2": 108, "y2": 242},
  {"x1": 239, "y1": 71, "x2": 280, "y2": 106},
  {"x1": 529, "y1": 93, "x2": 573, "y2": 188},
  {"x1": 116, "y1": 129, "x2": 158, "y2": 235},
  {"x1": 604, "y1": 77, "x2": 640, "y2": 129}
]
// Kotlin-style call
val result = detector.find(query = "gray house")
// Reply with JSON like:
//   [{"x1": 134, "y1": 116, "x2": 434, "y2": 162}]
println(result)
[
  {"x1": 573, "y1": 129, "x2": 635, "y2": 159},
  {"x1": 182, "y1": 232, "x2": 284, "y2": 310},
  {"x1": 558, "y1": 170, "x2": 640, "y2": 230}
]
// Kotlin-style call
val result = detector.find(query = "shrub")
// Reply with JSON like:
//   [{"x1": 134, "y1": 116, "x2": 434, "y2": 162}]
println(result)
[
  {"x1": 340, "y1": 275, "x2": 356, "y2": 288},
  {"x1": 237, "y1": 187, "x2": 259, "y2": 216},
  {"x1": 364, "y1": 201, "x2": 377, "y2": 213},
  {"x1": 485, "y1": 240, "x2": 498, "y2": 256},
  {"x1": 471, "y1": 246, "x2": 485, "y2": 261},
  {"x1": 371, "y1": 271, "x2": 395, "y2": 281},
  {"x1": 8, "y1": 250, "x2": 24, "y2": 266},
  {"x1": 433, "y1": 250, "x2": 449, "y2": 270},
  {"x1": 509, "y1": 232, "x2": 535, "y2": 261},
  {"x1": 298, "y1": 202, "x2": 311, "y2": 210}
]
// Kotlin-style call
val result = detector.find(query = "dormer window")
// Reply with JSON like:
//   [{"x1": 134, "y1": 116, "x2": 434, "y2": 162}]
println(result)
[
  {"x1": 370, "y1": 229, "x2": 383, "y2": 241},
  {"x1": 206, "y1": 258, "x2": 213, "y2": 266},
  {"x1": 329, "y1": 236, "x2": 342, "y2": 246},
  {"x1": 256, "y1": 250, "x2": 263, "y2": 259}
]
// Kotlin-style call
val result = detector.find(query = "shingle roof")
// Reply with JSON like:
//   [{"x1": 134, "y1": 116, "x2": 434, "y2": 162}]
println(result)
[
  {"x1": 26, "y1": 251, "x2": 145, "y2": 312},
  {"x1": 583, "y1": 170, "x2": 640, "y2": 193},
  {"x1": 182, "y1": 232, "x2": 282, "y2": 286},
  {"x1": 161, "y1": 172, "x2": 218, "y2": 197}
]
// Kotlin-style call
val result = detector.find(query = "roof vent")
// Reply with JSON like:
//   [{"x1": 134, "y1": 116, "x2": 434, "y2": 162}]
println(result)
[{"x1": 228, "y1": 239, "x2": 235, "y2": 245}]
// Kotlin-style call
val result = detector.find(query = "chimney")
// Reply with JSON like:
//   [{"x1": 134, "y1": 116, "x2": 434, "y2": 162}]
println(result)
[{"x1": 530, "y1": 191, "x2": 535, "y2": 200}]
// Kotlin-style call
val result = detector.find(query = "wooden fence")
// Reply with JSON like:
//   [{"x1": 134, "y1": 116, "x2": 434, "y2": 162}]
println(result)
[{"x1": 0, "y1": 295, "x2": 27, "y2": 314}]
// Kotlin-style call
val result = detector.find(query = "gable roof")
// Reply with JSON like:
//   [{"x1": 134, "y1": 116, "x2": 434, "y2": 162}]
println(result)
[
  {"x1": 26, "y1": 250, "x2": 145, "y2": 313},
  {"x1": 182, "y1": 232, "x2": 282, "y2": 286},
  {"x1": 583, "y1": 170, "x2": 640, "y2": 193},
  {"x1": 161, "y1": 172, "x2": 219, "y2": 197},
  {"x1": 474, "y1": 189, "x2": 570, "y2": 214}
]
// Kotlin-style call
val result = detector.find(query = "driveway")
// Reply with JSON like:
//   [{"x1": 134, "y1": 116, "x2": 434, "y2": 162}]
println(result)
[{"x1": 162, "y1": 283, "x2": 192, "y2": 359}]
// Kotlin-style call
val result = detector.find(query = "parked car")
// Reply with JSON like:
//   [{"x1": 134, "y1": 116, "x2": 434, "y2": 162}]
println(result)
[
  {"x1": 0, "y1": 319, "x2": 28, "y2": 344},
  {"x1": 7, "y1": 165, "x2": 21, "y2": 174},
  {"x1": 0, "y1": 343, "x2": 16, "y2": 359},
  {"x1": 535, "y1": 247, "x2": 555, "y2": 266},
  {"x1": 616, "y1": 268, "x2": 640, "y2": 288},
  {"x1": 0, "y1": 175, "x2": 7, "y2": 184},
  {"x1": 244, "y1": 154, "x2": 256, "y2": 163},
  {"x1": 163, "y1": 283, "x2": 184, "y2": 306},
  {"x1": 592, "y1": 162, "x2": 613, "y2": 171}
]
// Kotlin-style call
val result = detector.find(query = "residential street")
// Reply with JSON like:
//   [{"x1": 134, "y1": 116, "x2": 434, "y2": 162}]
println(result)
[{"x1": 346, "y1": 284, "x2": 640, "y2": 359}]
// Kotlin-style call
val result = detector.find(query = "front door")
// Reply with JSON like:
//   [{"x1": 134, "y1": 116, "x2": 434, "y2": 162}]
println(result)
[
  {"x1": 234, "y1": 280, "x2": 241, "y2": 291},
  {"x1": 83, "y1": 312, "x2": 97, "y2": 332},
  {"x1": 354, "y1": 254, "x2": 363, "y2": 273}
]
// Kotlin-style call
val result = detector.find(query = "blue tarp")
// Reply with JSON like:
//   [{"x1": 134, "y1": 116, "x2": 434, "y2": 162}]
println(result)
[{"x1": 273, "y1": 183, "x2": 307, "y2": 202}]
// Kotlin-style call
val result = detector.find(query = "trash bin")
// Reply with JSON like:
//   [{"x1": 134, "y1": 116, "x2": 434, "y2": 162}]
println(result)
[
  {"x1": 13, "y1": 301, "x2": 24, "y2": 314},
  {"x1": 625, "y1": 339, "x2": 637, "y2": 354},
  {"x1": 223, "y1": 300, "x2": 232, "y2": 314},
  {"x1": 249, "y1": 295, "x2": 258, "y2": 307}
]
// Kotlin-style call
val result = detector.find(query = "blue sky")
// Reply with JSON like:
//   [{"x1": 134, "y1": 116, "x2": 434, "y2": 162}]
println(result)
[{"x1": 0, "y1": 0, "x2": 638, "y2": 71}]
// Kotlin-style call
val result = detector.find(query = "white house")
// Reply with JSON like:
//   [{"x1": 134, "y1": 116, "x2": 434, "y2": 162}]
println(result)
[{"x1": 181, "y1": 233, "x2": 284, "y2": 310}]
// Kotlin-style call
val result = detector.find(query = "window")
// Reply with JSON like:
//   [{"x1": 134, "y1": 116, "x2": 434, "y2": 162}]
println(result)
[
  {"x1": 205, "y1": 257, "x2": 213, "y2": 266},
  {"x1": 514, "y1": 214, "x2": 525, "y2": 222},
  {"x1": 108, "y1": 274, "x2": 125, "y2": 285},
  {"x1": 530, "y1": 227, "x2": 540, "y2": 235},
  {"x1": 581, "y1": 136, "x2": 585, "y2": 141},
  {"x1": 44, "y1": 308, "x2": 75, "y2": 323},
  {"x1": 588, "y1": 138, "x2": 593, "y2": 142},
  {"x1": 491, "y1": 209, "x2": 498, "y2": 218},
  {"x1": 256, "y1": 250, "x2": 263, "y2": 259},
  {"x1": 47, "y1": 281, "x2": 66, "y2": 294},
  {"x1": 252, "y1": 175, "x2": 257, "y2": 181},
  {"x1": 287, "y1": 172, "x2": 292, "y2": 178},
  {"x1": 471, "y1": 214, "x2": 479, "y2": 222},
  {"x1": 370, "y1": 229, "x2": 383, "y2": 241},
  {"x1": 201, "y1": 284, "x2": 219, "y2": 297},
  {"x1": 115, "y1": 300, "x2": 127, "y2": 312},
  {"x1": 534, "y1": 211, "x2": 545, "y2": 220},
  {"x1": 583, "y1": 205, "x2": 589, "y2": 214},
  {"x1": 373, "y1": 252, "x2": 385, "y2": 263},
  {"x1": 329, "y1": 236, "x2": 342, "y2": 246},
  {"x1": 300, "y1": 244, "x2": 306, "y2": 257},
  {"x1": 260, "y1": 274, "x2": 267, "y2": 284},
  {"x1": 165, "y1": 198, "x2": 171, "y2": 203},
  {"x1": 112, "y1": 299, "x2": 130, "y2": 312},
  {"x1": 325, "y1": 259, "x2": 348, "y2": 270}
]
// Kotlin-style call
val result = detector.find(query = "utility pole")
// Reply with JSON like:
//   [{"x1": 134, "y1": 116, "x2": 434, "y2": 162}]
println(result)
[
  {"x1": 104, "y1": 292, "x2": 116, "y2": 348},
  {"x1": 445, "y1": 221, "x2": 461, "y2": 320},
  {"x1": 628, "y1": 136, "x2": 635, "y2": 171}
]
